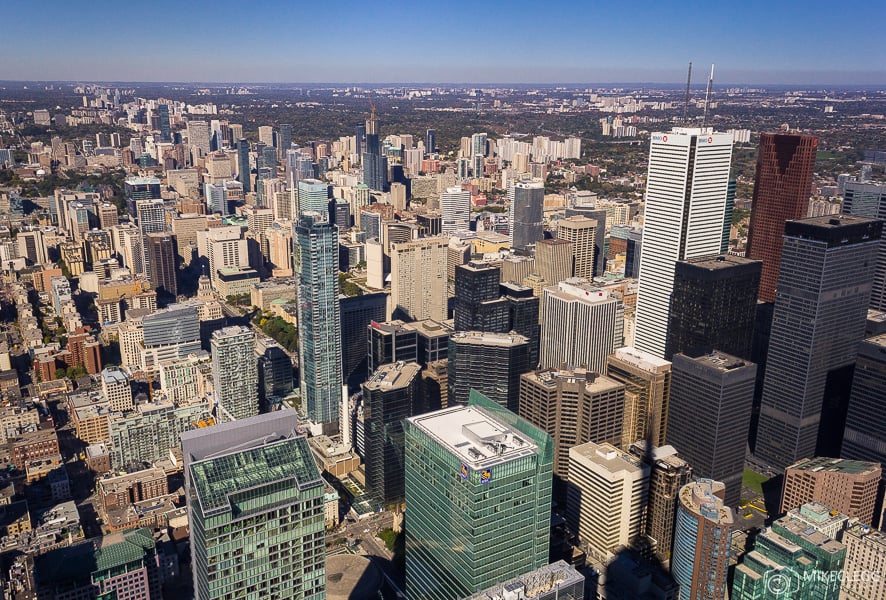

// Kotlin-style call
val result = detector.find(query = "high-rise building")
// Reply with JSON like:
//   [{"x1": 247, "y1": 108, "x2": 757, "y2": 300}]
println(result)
[
  {"x1": 363, "y1": 114, "x2": 388, "y2": 192},
  {"x1": 745, "y1": 133, "x2": 818, "y2": 302},
  {"x1": 606, "y1": 346, "x2": 672, "y2": 449},
  {"x1": 210, "y1": 326, "x2": 258, "y2": 422},
  {"x1": 732, "y1": 512, "x2": 846, "y2": 600},
  {"x1": 540, "y1": 280, "x2": 624, "y2": 375},
  {"x1": 519, "y1": 368, "x2": 624, "y2": 482},
  {"x1": 755, "y1": 216, "x2": 882, "y2": 470},
  {"x1": 534, "y1": 238, "x2": 573, "y2": 285},
  {"x1": 183, "y1": 411, "x2": 326, "y2": 600},
  {"x1": 140, "y1": 304, "x2": 202, "y2": 370},
  {"x1": 566, "y1": 441, "x2": 649, "y2": 562},
  {"x1": 276, "y1": 123, "x2": 292, "y2": 159},
  {"x1": 841, "y1": 181, "x2": 886, "y2": 311},
  {"x1": 425, "y1": 129, "x2": 435, "y2": 154},
  {"x1": 295, "y1": 212, "x2": 342, "y2": 425},
  {"x1": 145, "y1": 232, "x2": 178, "y2": 297},
  {"x1": 187, "y1": 120, "x2": 211, "y2": 162},
  {"x1": 297, "y1": 179, "x2": 329, "y2": 219},
  {"x1": 366, "y1": 319, "x2": 453, "y2": 373},
  {"x1": 781, "y1": 457, "x2": 881, "y2": 525},
  {"x1": 339, "y1": 292, "x2": 387, "y2": 381},
  {"x1": 16, "y1": 229, "x2": 48, "y2": 266},
  {"x1": 236, "y1": 139, "x2": 250, "y2": 193},
  {"x1": 840, "y1": 524, "x2": 886, "y2": 600},
  {"x1": 462, "y1": 562, "x2": 584, "y2": 600},
  {"x1": 556, "y1": 216, "x2": 598, "y2": 279},
  {"x1": 448, "y1": 331, "x2": 531, "y2": 412},
  {"x1": 158, "y1": 103, "x2": 171, "y2": 143},
  {"x1": 362, "y1": 361, "x2": 423, "y2": 503},
  {"x1": 671, "y1": 479, "x2": 733, "y2": 600},
  {"x1": 453, "y1": 261, "x2": 507, "y2": 332},
  {"x1": 257, "y1": 125, "x2": 275, "y2": 148},
  {"x1": 509, "y1": 181, "x2": 545, "y2": 254},
  {"x1": 404, "y1": 392, "x2": 552, "y2": 599},
  {"x1": 667, "y1": 351, "x2": 756, "y2": 508},
  {"x1": 440, "y1": 186, "x2": 471, "y2": 234},
  {"x1": 101, "y1": 366, "x2": 132, "y2": 412},
  {"x1": 255, "y1": 338, "x2": 293, "y2": 411},
  {"x1": 666, "y1": 254, "x2": 761, "y2": 360},
  {"x1": 565, "y1": 204, "x2": 608, "y2": 276},
  {"x1": 842, "y1": 333, "x2": 886, "y2": 475},
  {"x1": 390, "y1": 237, "x2": 448, "y2": 322},
  {"x1": 634, "y1": 128, "x2": 734, "y2": 358}
]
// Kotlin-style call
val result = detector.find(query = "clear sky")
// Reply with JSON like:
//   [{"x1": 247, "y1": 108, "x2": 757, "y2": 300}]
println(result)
[{"x1": 2, "y1": 0, "x2": 884, "y2": 85}]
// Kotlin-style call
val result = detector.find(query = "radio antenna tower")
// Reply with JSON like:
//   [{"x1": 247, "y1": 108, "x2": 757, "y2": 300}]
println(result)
[
  {"x1": 702, "y1": 64, "x2": 715, "y2": 129},
  {"x1": 682, "y1": 62, "x2": 692, "y2": 125}
]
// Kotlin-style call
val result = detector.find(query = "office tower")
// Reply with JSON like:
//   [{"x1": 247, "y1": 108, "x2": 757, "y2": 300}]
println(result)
[
  {"x1": 145, "y1": 232, "x2": 178, "y2": 298},
  {"x1": 367, "y1": 319, "x2": 452, "y2": 373},
  {"x1": 359, "y1": 210, "x2": 382, "y2": 240},
  {"x1": 745, "y1": 133, "x2": 818, "y2": 302},
  {"x1": 296, "y1": 178, "x2": 329, "y2": 218},
  {"x1": 203, "y1": 182, "x2": 227, "y2": 215},
  {"x1": 606, "y1": 347, "x2": 672, "y2": 449},
  {"x1": 840, "y1": 524, "x2": 886, "y2": 600},
  {"x1": 566, "y1": 441, "x2": 650, "y2": 561},
  {"x1": 732, "y1": 513, "x2": 845, "y2": 600},
  {"x1": 667, "y1": 351, "x2": 756, "y2": 508},
  {"x1": 16, "y1": 229, "x2": 48, "y2": 266},
  {"x1": 187, "y1": 120, "x2": 211, "y2": 162},
  {"x1": 332, "y1": 199, "x2": 350, "y2": 228},
  {"x1": 97, "y1": 202, "x2": 119, "y2": 229},
  {"x1": 440, "y1": 186, "x2": 471, "y2": 234},
  {"x1": 101, "y1": 366, "x2": 132, "y2": 412},
  {"x1": 540, "y1": 281, "x2": 624, "y2": 375},
  {"x1": 634, "y1": 128, "x2": 734, "y2": 358},
  {"x1": 362, "y1": 361, "x2": 423, "y2": 503},
  {"x1": 556, "y1": 216, "x2": 598, "y2": 278},
  {"x1": 390, "y1": 237, "x2": 448, "y2": 321},
  {"x1": 625, "y1": 229, "x2": 642, "y2": 278},
  {"x1": 236, "y1": 139, "x2": 251, "y2": 193},
  {"x1": 204, "y1": 151, "x2": 233, "y2": 183},
  {"x1": 628, "y1": 442, "x2": 693, "y2": 562},
  {"x1": 404, "y1": 392, "x2": 552, "y2": 600},
  {"x1": 295, "y1": 213, "x2": 342, "y2": 425},
  {"x1": 671, "y1": 480, "x2": 733, "y2": 600},
  {"x1": 425, "y1": 128, "x2": 435, "y2": 154},
  {"x1": 781, "y1": 457, "x2": 881, "y2": 525},
  {"x1": 354, "y1": 122, "x2": 365, "y2": 157},
  {"x1": 666, "y1": 254, "x2": 761, "y2": 360},
  {"x1": 448, "y1": 331, "x2": 530, "y2": 412},
  {"x1": 257, "y1": 125, "x2": 275, "y2": 148},
  {"x1": 363, "y1": 113, "x2": 388, "y2": 192},
  {"x1": 566, "y1": 204, "x2": 608, "y2": 276},
  {"x1": 463, "y1": 562, "x2": 584, "y2": 600},
  {"x1": 842, "y1": 333, "x2": 886, "y2": 473},
  {"x1": 183, "y1": 411, "x2": 325, "y2": 600},
  {"x1": 722, "y1": 179, "x2": 735, "y2": 253},
  {"x1": 339, "y1": 292, "x2": 387, "y2": 380},
  {"x1": 256, "y1": 338, "x2": 293, "y2": 410},
  {"x1": 260, "y1": 145, "x2": 277, "y2": 179},
  {"x1": 509, "y1": 181, "x2": 545, "y2": 254},
  {"x1": 158, "y1": 104, "x2": 171, "y2": 143},
  {"x1": 503, "y1": 282, "x2": 541, "y2": 367},
  {"x1": 519, "y1": 368, "x2": 624, "y2": 481},
  {"x1": 842, "y1": 181, "x2": 886, "y2": 310},
  {"x1": 140, "y1": 304, "x2": 202, "y2": 369},
  {"x1": 210, "y1": 326, "x2": 258, "y2": 421},
  {"x1": 755, "y1": 216, "x2": 882, "y2": 470},
  {"x1": 535, "y1": 238, "x2": 573, "y2": 286},
  {"x1": 277, "y1": 123, "x2": 292, "y2": 159},
  {"x1": 453, "y1": 262, "x2": 507, "y2": 332}
]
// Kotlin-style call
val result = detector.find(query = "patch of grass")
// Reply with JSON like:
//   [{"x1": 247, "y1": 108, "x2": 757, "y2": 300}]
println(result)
[{"x1": 743, "y1": 468, "x2": 769, "y2": 495}]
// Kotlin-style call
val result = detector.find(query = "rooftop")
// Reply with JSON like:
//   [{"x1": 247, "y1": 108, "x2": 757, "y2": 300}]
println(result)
[
  {"x1": 463, "y1": 560, "x2": 584, "y2": 600},
  {"x1": 611, "y1": 346, "x2": 671, "y2": 370},
  {"x1": 570, "y1": 441, "x2": 645, "y2": 476},
  {"x1": 681, "y1": 253, "x2": 762, "y2": 271},
  {"x1": 450, "y1": 330, "x2": 529, "y2": 347},
  {"x1": 364, "y1": 361, "x2": 422, "y2": 391},
  {"x1": 680, "y1": 479, "x2": 734, "y2": 525},
  {"x1": 787, "y1": 456, "x2": 881, "y2": 476},
  {"x1": 408, "y1": 404, "x2": 538, "y2": 470}
]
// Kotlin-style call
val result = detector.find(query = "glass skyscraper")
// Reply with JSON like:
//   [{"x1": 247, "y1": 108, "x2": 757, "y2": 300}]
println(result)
[
  {"x1": 404, "y1": 390, "x2": 552, "y2": 599},
  {"x1": 296, "y1": 179, "x2": 329, "y2": 219},
  {"x1": 183, "y1": 411, "x2": 326, "y2": 600},
  {"x1": 237, "y1": 138, "x2": 250, "y2": 193},
  {"x1": 295, "y1": 212, "x2": 342, "y2": 425}
]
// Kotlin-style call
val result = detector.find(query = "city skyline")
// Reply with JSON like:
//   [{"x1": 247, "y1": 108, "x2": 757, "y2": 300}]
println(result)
[{"x1": 2, "y1": 0, "x2": 885, "y2": 85}]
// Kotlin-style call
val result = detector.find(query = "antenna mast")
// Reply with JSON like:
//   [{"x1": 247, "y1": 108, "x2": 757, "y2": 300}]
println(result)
[
  {"x1": 702, "y1": 64, "x2": 715, "y2": 129},
  {"x1": 682, "y1": 62, "x2": 692, "y2": 125}
]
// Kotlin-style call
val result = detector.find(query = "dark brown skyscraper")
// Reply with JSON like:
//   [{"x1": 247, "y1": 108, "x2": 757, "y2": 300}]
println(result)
[
  {"x1": 745, "y1": 133, "x2": 818, "y2": 302},
  {"x1": 146, "y1": 232, "x2": 178, "y2": 297}
]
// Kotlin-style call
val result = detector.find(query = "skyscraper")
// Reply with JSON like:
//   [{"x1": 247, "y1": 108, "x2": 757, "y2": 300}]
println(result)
[
  {"x1": 145, "y1": 232, "x2": 178, "y2": 298},
  {"x1": 210, "y1": 326, "x2": 258, "y2": 421},
  {"x1": 534, "y1": 238, "x2": 573, "y2": 285},
  {"x1": 842, "y1": 333, "x2": 886, "y2": 475},
  {"x1": 363, "y1": 113, "x2": 387, "y2": 192},
  {"x1": 509, "y1": 181, "x2": 545, "y2": 255},
  {"x1": 755, "y1": 216, "x2": 882, "y2": 470},
  {"x1": 157, "y1": 104, "x2": 171, "y2": 143},
  {"x1": 781, "y1": 457, "x2": 881, "y2": 525},
  {"x1": 390, "y1": 237, "x2": 448, "y2": 321},
  {"x1": 841, "y1": 181, "x2": 886, "y2": 310},
  {"x1": 276, "y1": 123, "x2": 292, "y2": 159},
  {"x1": 606, "y1": 346, "x2": 672, "y2": 449},
  {"x1": 634, "y1": 128, "x2": 734, "y2": 358},
  {"x1": 666, "y1": 254, "x2": 761, "y2": 360},
  {"x1": 295, "y1": 212, "x2": 342, "y2": 425},
  {"x1": 667, "y1": 351, "x2": 756, "y2": 508},
  {"x1": 453, "y1": 261, "x2": 507, "y2": 332},
  {"x1": 296, "y1": 179, "x2": 329, "y2": 219},
  {"x1": 237, "y1": 138, "x2": 251, "y2": 193},
  {"x1": 745, "y1": 133, "x2": 818, "y2": 302},
  {"x1": 404, "y1": 392, "x2": 552, "y2": 599},
  {"x1": 187, "y1": 120, "x2": 211, "y2": 163},
  {"x1": 556, "y1": 216, "x2": 598, "y2": 279},
  {"x1": 671, "y1": 480, "x2": 733, "y2": 600},
  {"x1": 183, "y1": 411, "x2": 326, "y2": 600},
  {"x1": 425, "y1": 128, "x2": 435, "y2": 154},
  {"x1": 440, "y1": 186, "x2": 471, "y2": 234},
  {"x1": 448, "y1": 331, "x2": 531, "y2": 412}
]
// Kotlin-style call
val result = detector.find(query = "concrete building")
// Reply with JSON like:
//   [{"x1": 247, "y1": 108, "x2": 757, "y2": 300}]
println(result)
[
  {"x1": 448, "y1": 331, "x2": 531, "y2": 412},
  {"x1": 840, "y1": 523, "x2": 886, "y2": 600},
  {"x1": 390, "y1": 237, "x2": 448, "y2": 322},
  {"x1": 210, "y1": 326, "x2": 258, "y2": 422},
  {"x1": 508, "y1": 181, "x2": 545, "y2": 255},
  {"x1": 463, "y1": 561, "x2": 584, "y2": 600},
  {"x1": 556, "y1": 215, "x2": 598, "y2": 279},
  {"x1": 842, "y1": 333, "x2": 886, "y2": 478},
  {"x1": 100, "y1": 366, "x2": 132, "y2": 412},
  {"x1": 534, "y1": 238, "x2": 573, "y2": 285},
  {"x1": 440, "y1": 186, "x2": 471, "y2": 234},
  {"x1": 842, "y1": 181, "x2": 886, "y2": 311},
  {"x1": 606, "y1": 346, "x2": 672, "y2": 449},
  {"x1": 781, "y1": 457, "x2": 881, "y2": 526}
]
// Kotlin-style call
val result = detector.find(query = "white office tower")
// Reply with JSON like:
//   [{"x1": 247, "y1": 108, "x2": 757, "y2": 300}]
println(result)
[
  {"x1": 634, "y1": 128, "x2": 733, "y2": 358},
  {"x1": 540, "y1": 280, "x2": 624, "y2": 375},
  {"x1": 440, "y1": 187, "x2": 471, "y2": 234}
]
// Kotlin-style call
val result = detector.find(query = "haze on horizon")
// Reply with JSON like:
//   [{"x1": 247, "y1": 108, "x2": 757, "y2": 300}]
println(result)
[{"x1": 2, "y1": 0, "x2": 884, "y2": 86}]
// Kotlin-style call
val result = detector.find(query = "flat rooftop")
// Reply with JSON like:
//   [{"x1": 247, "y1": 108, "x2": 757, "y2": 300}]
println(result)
[
  {"x1": 450, "y1": 330, "x2": 528, "y2": 347},
  {"x1": 682, "y1": 253, "x2": 761, "y2": 270},
  {"x1": 408, "y1": 404, "x2": 538, "y2": 470},
  {"x1": 787, "y1": 456, "x2": 880, "y2": 476},
  {"x1": 363, "y1": 362, "x2": 421, "y2": 391},
  {"x1": 570, "y1": 441, "x2": 645, "y2": 476},
  {"x1": 611, "y1": 346, "x2": 671, "y2": 370}
]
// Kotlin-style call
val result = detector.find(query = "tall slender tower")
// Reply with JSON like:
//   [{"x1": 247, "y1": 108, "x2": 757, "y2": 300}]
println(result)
[
  {"x1": 745, "y1": 133, "x2": 818, "y2": 302},
  {"x1": 508, "y1": 181, "x2": 545, "y2": 255},
  {"x1": 210, "y1": 325, "x2": 258, "y2": 421},
  {"x1": 145, "y1": 232, "x2": 178, "y2": 298},
  {"x1": 755, "y1": 215, "x2": 882, "y2": 470},
  {"x1": 841, "y1": 181, "x2": 886, "y2": 311},
  {"x1": 633, "y1": 128, "x2": 734, "y2": 358},
  {"x1": 295, "y1": 212, "x2": 342, "y2": 426},
  {"x1": 440, "y1": 187, "x2": 471, "y2": 234},
  {"x1": 237, "y1": 138, "x2": 250, "y2": 193}
]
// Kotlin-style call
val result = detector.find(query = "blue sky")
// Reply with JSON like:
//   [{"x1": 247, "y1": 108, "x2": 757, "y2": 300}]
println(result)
[{"x1": 1, "y1": 0, "x2": 884, "y2": 84}]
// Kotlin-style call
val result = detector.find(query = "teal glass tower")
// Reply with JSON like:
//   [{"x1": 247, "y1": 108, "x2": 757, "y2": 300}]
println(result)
[
  {"x1": 295, "y1": 212, "x2": 342, "y2": 425},
  {"x1": 183, "y1": 411, "x2": 326, "y2": 600},
  {"x1": 404, "y1": 390, "x2": 553, "y2": 599}
]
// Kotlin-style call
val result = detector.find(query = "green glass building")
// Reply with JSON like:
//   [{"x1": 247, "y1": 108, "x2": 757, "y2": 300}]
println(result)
[
  {"x1": 183, "y1": 410, "x2": 326, "y2": 600},
  {"x1": 404, "y1": 390, "x2": 553, "y2": 599}
]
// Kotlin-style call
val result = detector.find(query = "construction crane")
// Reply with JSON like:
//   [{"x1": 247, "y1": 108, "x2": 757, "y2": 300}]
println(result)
[
  {"x1": 702, "y1": 64, "x2": 715, "y2": 129},
  {"x1": 682, "y1": 62, "x2": 692, "y2": 125}
]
